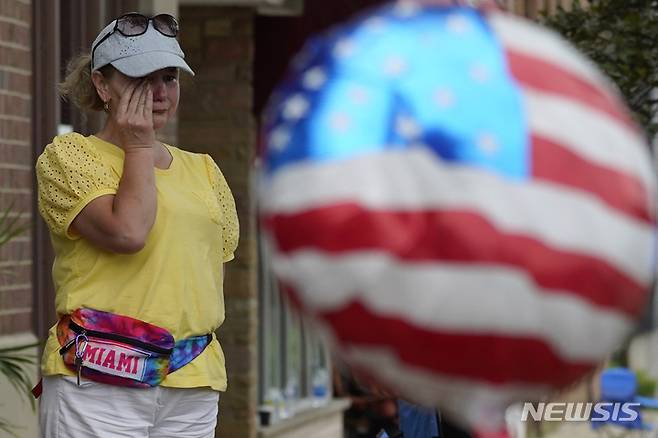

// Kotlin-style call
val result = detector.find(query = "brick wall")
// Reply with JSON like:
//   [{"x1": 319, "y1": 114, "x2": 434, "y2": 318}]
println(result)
[
  {"x1": 179, "y1": 7, "x2": 258, "y2": 438},
  {"x1": 0, "y1": 0, "x2": 32, "y2": 336}
]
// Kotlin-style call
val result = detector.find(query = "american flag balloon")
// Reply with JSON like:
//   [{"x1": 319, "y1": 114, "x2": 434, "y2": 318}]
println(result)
[{"x1": 259, "y1": 1, "x2": 657, "y2": 431}]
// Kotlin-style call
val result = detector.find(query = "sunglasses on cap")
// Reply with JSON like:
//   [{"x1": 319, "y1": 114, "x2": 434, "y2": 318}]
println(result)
[{"x1": 91, "y1": 13, "x2": 180, "y2": 70}]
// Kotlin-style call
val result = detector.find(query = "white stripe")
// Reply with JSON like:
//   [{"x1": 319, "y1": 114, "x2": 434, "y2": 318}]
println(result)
[
  {"x1": 260, "y1": 148, "x2": 655, "y2": 284},
  {"x1": 332, "y1": 339, "x2": 552, "y2": 431},
  {"x1": 271, "y1": 250, "x2": 634, "y2": 362},
  {"x1": 525, "y1": 89, "x2": 656, "y2": 190},
  {"x1": 489, "y1": 12, "x2": 613, "y2": 95}
]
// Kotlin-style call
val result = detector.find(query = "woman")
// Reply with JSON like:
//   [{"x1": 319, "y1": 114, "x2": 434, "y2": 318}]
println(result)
[{"x1": 35, "y1": 13, "x2": 238, "y2": 437}]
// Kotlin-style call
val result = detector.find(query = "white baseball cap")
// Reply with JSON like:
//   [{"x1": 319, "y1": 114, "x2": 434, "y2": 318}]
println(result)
[{"x1": 91, "y1": 15, "x2": 195, "y2": 77}]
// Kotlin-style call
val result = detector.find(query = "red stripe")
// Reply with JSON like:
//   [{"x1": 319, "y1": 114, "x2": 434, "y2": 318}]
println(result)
[
  {"x1": 265, "y1": 206, "x2": 648, "y2": 317},
  {"x1": 317, "y1": 298, "x2": 595, "y2": 386},
  {"x1": 506, "y1": 49, "x2": 636, "y2": 129},
  {"x1": 532, "y1": 135, "x2": 653, "y2": 223}
]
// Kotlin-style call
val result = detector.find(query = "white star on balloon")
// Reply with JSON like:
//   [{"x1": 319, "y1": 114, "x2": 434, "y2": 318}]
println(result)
[
  {"x1": 393, "y1": 1, "x2": 421, "y2": 17},
  {"x1": 470, "y1": 64, "x2": 490, "y2": 83},
  {"x1": 383, "y1": 56, "x2": 407, "y2": 77},
  {"x1": 269, "y1": 127, "x2": 291, "y2": 152},
  {"x1": 446, "y1": 14, "x2": 472, "y2": 34},
  {"x1": 283, "y1": 95, "x2": 309, "y2": 120},
  {"x1": 349, "y1": 87, "x2": 369, "y2": 105},
  {"x1": 434, "y1": 88, "x2": 456, "y2": 108},
  {"x1": 396, "y1": 116, "x2": 422, "y2": 139},
  {"x1": 477, "y1": 133, "x2": 499, "y2": 155},
  {"x1": 329, "y1": 112, "x2": 351, "y2": 132},
  {"x1": 334, "y1": 39, "x2": 357, "y2": 59},
  {"x1": 302, "y1": 67, "x2": 327, "y2": 90},
  {"x1": 419, "y1": 31, "x2": 438, "y2": 46},
  {"x1": 363, "y1": 16, "x2": 388, "y2": 33}
]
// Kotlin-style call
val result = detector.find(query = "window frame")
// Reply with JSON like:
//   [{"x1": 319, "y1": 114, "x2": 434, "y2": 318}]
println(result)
[{"x1": 257, "y1": 229, "x2": 332, "y2": 425}]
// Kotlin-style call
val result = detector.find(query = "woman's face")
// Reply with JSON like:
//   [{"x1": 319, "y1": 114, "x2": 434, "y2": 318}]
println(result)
[{"x1": 99, "y1": 67, "x2": 180, "y2": 131}]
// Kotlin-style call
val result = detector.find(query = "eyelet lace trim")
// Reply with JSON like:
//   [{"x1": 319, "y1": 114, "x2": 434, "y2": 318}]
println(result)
[
  {"x1": 204, "y1": 155, "x2": 239, "y2": 260},
  {"x1": 36, "y1": 133, "x2": 119, "y2": 237}
]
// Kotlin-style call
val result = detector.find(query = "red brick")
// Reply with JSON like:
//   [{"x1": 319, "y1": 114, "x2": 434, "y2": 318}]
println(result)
[
  {"x1": 180, "y1": 82, "x2": 252, "y2": 120},
  {"x1": 0, "y1": 118, "x2": 30, "y2": 141},
  {"x1": 0, "y1": 281, "x2": 32, "y2": 303},
  {"x1": 178, "y1": 121, "x2": 253, "y2": 146},
  {"x1": 232, "y1": 16, "x2": 253, "y2": 36},
  {"x1": 0, "y1": 166, "x2": 31, "y2": 189},
  {"x1": 0, "y1": 142, "x2": 31, "y2": 163},
  {"x1": 0, "y1": 238, "x2": 31, "y2": 264},
  {"x1": 235, "y1": 63, "x2": 252, "y2": 82},
  {"x1": 0, "y1": 45, "x2": 30, "y2": 70},
  {"x1": 0, "y1": 69, "x2": 31, "y2": 94},
  {"x1": 7, "y1": 70, "x2": 30, "y2": 93},
  {"x1": 0, "y1": 189, "x2": 32, "y2": 213},
  {"x1": 8, "y1": 19, "x2": 27, "y2": 47},
  {"x1": 0, "y1": 20, "x2": 29, "y2": 46},
  {"x1": 181, "y1": 6, "x2": 224, "y2": 19},
  {"x1": 0, "y1": 94, "x2": 29, "y2": 117},
  {"x1": 0, "y1": 311, "x2": 32, "y2": 335},
  {"x1": 0, "y1": 0, "x2": 31, "y2": 23},
  {"x1": 189, "y1": 64, "x2": 238, "y2": 83},
  {"x1": 204, "y1": 37, "x2": 252, "y2": 64},
  {"x1": 0, "y1": 1, "x2": 32, "y2": 338}
]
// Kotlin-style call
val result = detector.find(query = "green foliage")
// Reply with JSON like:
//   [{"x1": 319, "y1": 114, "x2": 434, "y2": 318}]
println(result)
[
  {"x1": 636, "y1": 368, "x2": 658, "y2": 398},
  {"x1": 0, "y1": 343, "x2": 38, "y2": 437},
  {"x1": 0, "y1": 202, "x2": 29, "y2": 280},
  {"x1": 0, "y1": 202, "x2": 33, "y2": 437},
  {"x1": 0, "y1": 201, "x2": 28, "y2": 250},
  {"x1": 543, "y1": 0, "x2": 658, "y2": 140}
]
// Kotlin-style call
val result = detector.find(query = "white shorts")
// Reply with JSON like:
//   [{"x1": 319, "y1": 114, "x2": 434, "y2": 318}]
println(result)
[{"x1": 39, "y1": 375, "x2": 220, "y2": 438}]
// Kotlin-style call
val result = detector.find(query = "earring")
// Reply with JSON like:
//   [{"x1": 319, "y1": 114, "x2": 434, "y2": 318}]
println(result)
[{"x1": 103, "y1": 101, "x2": 110, "y2": 113}]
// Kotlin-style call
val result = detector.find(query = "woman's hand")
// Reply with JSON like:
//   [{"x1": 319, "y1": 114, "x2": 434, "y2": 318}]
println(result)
[
  {"x1": 115, "y1": 80, "x2": 155, "y2": 150},
  {"x1": 71, "y1": 80, "x2": 158, "y2": 253}
]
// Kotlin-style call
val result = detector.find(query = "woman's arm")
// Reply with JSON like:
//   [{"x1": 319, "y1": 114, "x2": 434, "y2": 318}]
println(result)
[{"x1": 71, "y1": 81, "x2": 157, "y2": 254}]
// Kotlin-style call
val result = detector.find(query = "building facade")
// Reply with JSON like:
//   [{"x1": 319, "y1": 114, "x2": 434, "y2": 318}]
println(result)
[{"x1": 0, "y1": 0, "x2": 579, "y2": 437}]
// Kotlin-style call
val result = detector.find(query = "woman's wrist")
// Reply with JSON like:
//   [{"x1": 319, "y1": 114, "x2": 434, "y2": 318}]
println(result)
[{"x1": 123, "y1": 144, "x2": 155, "y2": 152}]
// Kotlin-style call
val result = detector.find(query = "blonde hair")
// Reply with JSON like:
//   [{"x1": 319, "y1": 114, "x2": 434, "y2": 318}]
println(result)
[{"x1": 58, "y1": 54, "x2": 114, "y2": 112}]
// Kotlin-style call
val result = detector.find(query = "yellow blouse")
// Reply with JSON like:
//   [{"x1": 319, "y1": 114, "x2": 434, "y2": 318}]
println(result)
[{"x1": 35, "y1": 132, "x2": 239, "y2": 391}]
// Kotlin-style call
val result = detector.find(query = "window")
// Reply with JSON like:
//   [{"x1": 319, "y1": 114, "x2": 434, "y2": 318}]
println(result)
[{"x1": 257, "y1": 230, "x2": 332, "y2": 425}]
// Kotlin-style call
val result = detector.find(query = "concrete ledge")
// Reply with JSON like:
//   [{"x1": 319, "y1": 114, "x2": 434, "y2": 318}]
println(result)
[{"x1": 258, "y1": 398, "x2": 351, "y2": 438}]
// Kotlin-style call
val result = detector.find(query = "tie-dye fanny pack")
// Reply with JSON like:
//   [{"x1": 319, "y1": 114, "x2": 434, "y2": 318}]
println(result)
[{"x1": 57, "y1": 308, "x2": 211, "y2": 388}]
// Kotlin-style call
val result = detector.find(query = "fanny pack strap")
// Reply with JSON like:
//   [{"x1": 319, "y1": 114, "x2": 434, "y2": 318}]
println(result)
[{"x1": 169, "y1": 333, "x2": 213, "y2": 374}]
